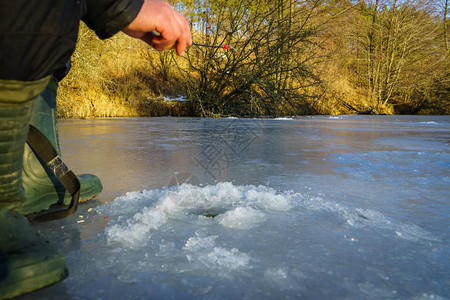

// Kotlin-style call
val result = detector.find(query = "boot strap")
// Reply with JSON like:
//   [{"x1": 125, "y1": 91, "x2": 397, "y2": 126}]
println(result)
[{"x1": 26, "y1": 124, "x2": 80, "y2": 222}]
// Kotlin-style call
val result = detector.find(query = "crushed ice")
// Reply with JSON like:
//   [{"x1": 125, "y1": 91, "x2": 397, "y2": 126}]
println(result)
[
  {"x1": 100, "y1": 182, "x2": 293, "y2": 247},
  {"x1": 99, "y1": 182, "x2": 437, "y2": 249},
  {"x1": 183, "y1": 231, "x2": 250, "y2": 272}
]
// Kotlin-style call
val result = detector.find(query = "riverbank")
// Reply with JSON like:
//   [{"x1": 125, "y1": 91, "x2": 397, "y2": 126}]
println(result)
[
  {"x1": 57, "y1": 25, "x2": 193, "y2": 119},
  {"x1": 56, "y1": 25, "x2": 449, "y2": 119}
]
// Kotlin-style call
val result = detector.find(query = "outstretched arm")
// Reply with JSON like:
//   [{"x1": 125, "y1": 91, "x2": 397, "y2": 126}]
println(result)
[{"x1": 122, "y1": 0, "x2": 192, "y2": 56}]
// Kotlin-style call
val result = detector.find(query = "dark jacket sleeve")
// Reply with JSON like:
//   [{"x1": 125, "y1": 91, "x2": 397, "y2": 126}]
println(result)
[
  {"x1": 0, "y1": 0, "x2": 144, "y2": 81},
  {"x1": 0, "y1": 0, "x2": 82, "y2": 81},
  {"x1": 82, "y1": 0, "x2": 144, "y2": 39}
]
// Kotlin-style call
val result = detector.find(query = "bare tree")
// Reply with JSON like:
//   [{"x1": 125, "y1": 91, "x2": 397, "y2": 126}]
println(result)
[
  {"x1": 172, "y1": 0, "x2": 322, "y2": 117},
  {"x1": 349, "y1": 0, "x2": 443, "y2": 111}
]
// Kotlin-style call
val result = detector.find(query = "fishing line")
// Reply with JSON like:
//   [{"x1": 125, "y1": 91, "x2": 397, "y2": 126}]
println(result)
[
  {"x1": 192, "y1": 42, "x2": 237, "y2": 52},
  {"x1": 193, "y1": 42, "x2": 228, "y2": 49},
  {"x1": 154, "y1": 30, "x2": 236, "y2": 51}
]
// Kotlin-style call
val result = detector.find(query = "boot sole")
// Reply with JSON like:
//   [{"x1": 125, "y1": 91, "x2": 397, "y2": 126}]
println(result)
[{"x1": 0, "y1": 254, "x2": 68, "y2": 299}]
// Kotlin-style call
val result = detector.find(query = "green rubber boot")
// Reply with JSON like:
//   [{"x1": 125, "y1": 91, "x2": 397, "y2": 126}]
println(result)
[
  {"x1": 0, "y1": 209, "x2": 68, "y2": 299},
  {"x1": 17, "y1": 77, "x2": 102, "y2": 215},
  {"x1": 0, "y1": 77, "x2": 68, "y2": 299}
]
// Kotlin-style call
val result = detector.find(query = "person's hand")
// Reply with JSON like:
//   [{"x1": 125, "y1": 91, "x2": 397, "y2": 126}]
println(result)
[{"x1": 122, "y1": 0, "x2": 192, "y2": 55}]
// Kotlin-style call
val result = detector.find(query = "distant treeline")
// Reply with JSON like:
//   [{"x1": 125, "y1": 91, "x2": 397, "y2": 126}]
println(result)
[{"x1": 58, "y1": 0, "x2": 449, "y2": 118}]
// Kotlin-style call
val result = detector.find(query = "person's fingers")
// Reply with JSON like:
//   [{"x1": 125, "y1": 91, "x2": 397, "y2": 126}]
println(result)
[
  {"x1": 135, "y1": 31, "x2": 159, "y2": 49},
  {"x1": 153, "y1": 14, "x2": 178, "y2": 50},
  {"x1": 123, "y1": 0, "x2": 191, "y2": 55},
  {"x1": 150, "y1": 4, "x2": 190, "y2": 54},
  {"x1": 174, "y1": 22, "x2": 187, "y2": 54},
  {"x1": 174, "y1": 10, "x2": 191, "y2": 55},
  {"x1": 154, "y1": 12, "x2": 189, "y2": 55}
]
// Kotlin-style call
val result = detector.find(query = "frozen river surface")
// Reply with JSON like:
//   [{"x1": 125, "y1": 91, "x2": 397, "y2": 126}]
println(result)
[{"x1": 20, "y1": 116, "x2": 449, "y2": 299}]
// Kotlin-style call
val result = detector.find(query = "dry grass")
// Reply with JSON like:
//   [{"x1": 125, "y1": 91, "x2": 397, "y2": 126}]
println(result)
[
  {"x1": 57, "y1": 23, "x2": 191, "y2": 118},
  {"x1": 57, "y1": 23, "x2": 437, "y2": 118},
  {"x1": 311, "y1": 60, "x2": 396, "y2": 115}
]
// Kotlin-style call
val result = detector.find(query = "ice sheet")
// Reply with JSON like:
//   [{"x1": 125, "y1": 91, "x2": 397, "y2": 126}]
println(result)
[{"x1": 21, "y1": 115, "x2": 449, "y2": 300}]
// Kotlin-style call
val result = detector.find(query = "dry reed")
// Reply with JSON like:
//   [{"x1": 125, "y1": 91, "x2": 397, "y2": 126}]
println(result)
[{"x1": 57, "y1": 23, "x2": 190, "y2": 118}]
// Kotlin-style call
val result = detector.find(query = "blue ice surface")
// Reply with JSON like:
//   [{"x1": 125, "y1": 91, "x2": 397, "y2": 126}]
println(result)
[{"x1": 25, "y1": 115, "x2": 450, "y2": 300}]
